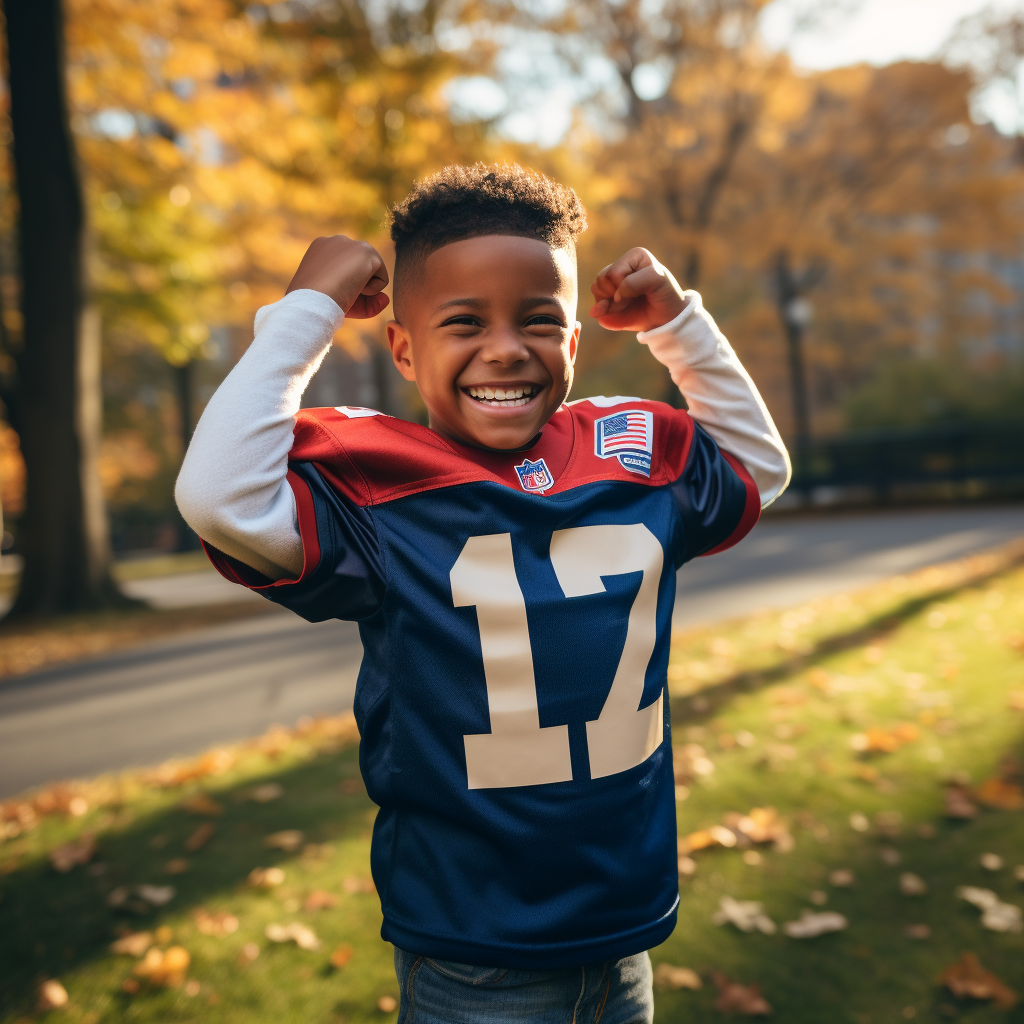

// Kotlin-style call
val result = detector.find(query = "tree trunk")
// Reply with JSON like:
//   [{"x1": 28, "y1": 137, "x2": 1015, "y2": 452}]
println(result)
[
  {"x1": 3, "y1": 0, "x2": 124, "y2": 616},
  {"x1": 174, "y1": 361, "x2": 200, "y2": 551}
]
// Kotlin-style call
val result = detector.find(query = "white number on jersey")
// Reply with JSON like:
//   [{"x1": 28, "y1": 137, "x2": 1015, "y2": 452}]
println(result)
[{"x1": 450, "y1": 525, "x2": 664, "y2": 789}]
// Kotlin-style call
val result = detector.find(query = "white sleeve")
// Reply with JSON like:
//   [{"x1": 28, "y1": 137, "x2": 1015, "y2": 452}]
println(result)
[
  {"x1": 637, "y1": 291, "x2": 791, "y2": 507},
  {"x1": 174, "y1": 289, "x2": 344, "y2": 579}
]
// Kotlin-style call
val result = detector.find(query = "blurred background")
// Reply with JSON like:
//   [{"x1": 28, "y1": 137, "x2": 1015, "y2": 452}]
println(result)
[
  {"x1": 0, "y1": 0, "x2": 1023, "y2": 579},
  {"x1": 2, "y1": 2, "x2": 1024, "y2": 1021}
]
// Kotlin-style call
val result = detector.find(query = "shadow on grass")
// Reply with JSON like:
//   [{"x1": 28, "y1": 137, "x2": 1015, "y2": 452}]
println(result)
[
  {"x1": 670, "y1": 548, "x2": 1024, "y2": 727},
  {"x1": 0, "y1": 743, "x2": 371, "y2": 1018}
]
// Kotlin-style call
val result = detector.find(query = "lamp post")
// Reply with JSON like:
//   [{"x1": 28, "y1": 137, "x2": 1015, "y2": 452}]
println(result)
[{"x1": 774, "y1": 251, "x2": 814, "y2": 488}]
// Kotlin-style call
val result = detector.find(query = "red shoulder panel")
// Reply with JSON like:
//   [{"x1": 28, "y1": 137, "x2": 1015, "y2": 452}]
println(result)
[{"x1": 288, "y1": 398, "x2": 702, "y2": 505}]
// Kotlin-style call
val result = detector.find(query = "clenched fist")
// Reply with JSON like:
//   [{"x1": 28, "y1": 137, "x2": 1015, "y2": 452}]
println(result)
[
  {"x1": 589, "y1": 248, "x2": 687, "y2": 334},
  {"x1": 286, "y1": 235, "x2": 390, "y2": 319}
]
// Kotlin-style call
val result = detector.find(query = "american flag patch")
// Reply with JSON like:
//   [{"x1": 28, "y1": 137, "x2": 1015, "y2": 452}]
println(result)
[{"x1": 594, "y1": 409, "x2": 654, "y2": 476}]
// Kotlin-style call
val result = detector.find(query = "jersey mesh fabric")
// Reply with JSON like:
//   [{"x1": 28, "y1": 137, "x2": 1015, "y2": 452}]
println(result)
[{"x1": 203, "y1": 398, "x2": 759, "y2": 968}]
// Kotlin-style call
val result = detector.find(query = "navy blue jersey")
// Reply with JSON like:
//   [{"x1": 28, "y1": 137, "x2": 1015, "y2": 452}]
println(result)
[{"x1": 206, "y1": 397, "x2": 759, "y2": 968}]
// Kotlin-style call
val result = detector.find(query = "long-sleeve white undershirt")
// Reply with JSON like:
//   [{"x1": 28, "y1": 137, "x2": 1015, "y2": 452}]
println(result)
[{"x1": 175, "y1": 287, "x2": 790, "y2": 581}]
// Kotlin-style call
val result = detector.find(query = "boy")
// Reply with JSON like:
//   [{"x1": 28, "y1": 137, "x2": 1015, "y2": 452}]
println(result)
[{"x1": 176, "y1": 164, "x2": 789, "y2": 1023}]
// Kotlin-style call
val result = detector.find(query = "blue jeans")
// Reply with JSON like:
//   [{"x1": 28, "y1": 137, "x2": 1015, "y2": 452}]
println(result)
[{"x1": 393, "y1": 947, "x2": 654, "y2": 1024}]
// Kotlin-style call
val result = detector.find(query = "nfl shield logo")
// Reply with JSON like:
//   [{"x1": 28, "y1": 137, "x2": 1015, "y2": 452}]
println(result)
[
  {"x1": 594, "y1": 409, "x2": 654, "y2": 476},
  {"x1": 514, "y1": 457, "x2": 554, "y2": 494}
]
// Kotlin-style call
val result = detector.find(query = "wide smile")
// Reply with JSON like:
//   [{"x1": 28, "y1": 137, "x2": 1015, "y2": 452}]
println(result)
[{"x1": 462, "y1": 383, "x2": 543, "y2": 410}]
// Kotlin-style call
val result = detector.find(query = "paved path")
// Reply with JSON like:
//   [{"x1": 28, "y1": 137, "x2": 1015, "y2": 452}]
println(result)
[{"x1": 1, "y1": 504, "x2": 1021, "y2": 797}]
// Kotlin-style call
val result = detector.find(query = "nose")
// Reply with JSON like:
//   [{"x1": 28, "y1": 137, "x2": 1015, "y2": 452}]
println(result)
[{"x1": 478, "y1": 325, "x2": 530, "y2": 367}]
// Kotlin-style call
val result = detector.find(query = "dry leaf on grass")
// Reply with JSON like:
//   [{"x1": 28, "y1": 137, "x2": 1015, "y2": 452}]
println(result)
[
  {"x1": 49, "y1": 834, "x2": 96, "y2": 873},
  {"x1": 829, "y1": 869, "x2": 855, "y2": 887},
  {"x1": 733, "y1": 808, "x2": 794, "y2": 851},
  {"x1": 184, "y1": 823, "x2": 216, "y2": 852},
  {"x1": 974, "y1": 777, "x2": 1024, "y2": 810},
  {"x1": 343, "y1": 876, "x2": 376, "y2": 894},
  {"x1": 134, "y1": 946, "x2": 190, "y2": 987},
  {"x1": 653, "y1": 963, "x2": 702, "y2": 991},
  {"x1": 905, "y1": 924, "x2": 931, "y2": 939},
  {"x1": 938, "y1": 953, "x2": 1018, "y2": 1009},
  {"x1": 782, "y1": 910, "x2": 848, "y2": 938},
  {"x1": 900, "y1": 873, "x2": 927, "y2": 896},
  {"x1": 711, "y1": 972, "x2": 771, "y2": 1015},
  {"x1": 304, "y1": 889, "x2": 339, "y2": 911},
  {"x1": 177, "y1": 794, "x2": 223, "y2": 816},
  {"x1": 980, "y1": 852, "x2": 1004, "y2": 871},
  {"x1": 943, "y1": 785, "x2": 977, "y2": 819},
  {"x1": 248, "y1": 782, "x2": 284, "y2": 803},
  {"x1": 377, "y1": 995, "x2": 398, "y2": 1013},
  {"x1": 713, "y1": 896, "x2": 777, "y2": 935},
  {"x1": 956, "y1": 887, "x2": 1023, "y2": 932},
  {"x1": 264, "y1": 830, "x2": 304, "y2": 852},
  {"x1": 248, "y1": 866, "x2": 285, "y2": 888},
  {"x1": 110, "y1": 931, "x2": 152, "y2": 957},
  {"x1": 193, "y1": 909, "x2": 238, "y2": 937},
  {"x1": 37, "y1": 979, "x2": 69, "y2": 1010},
  {"x1": 107, "y1": 884, "x2": 176, "y2": 910},
  {"x1": 850, "y1": 724, "x2": 919, "y2": 754},
  {"x1": 680, "y1": 825, "x2": 737, "y2": 854},
  {"x1": 329, "y1": 944, "x2": 353, "y2": 968},
  {"x1": 265, "y1": 921, "x2": 321, "y2": 950}
]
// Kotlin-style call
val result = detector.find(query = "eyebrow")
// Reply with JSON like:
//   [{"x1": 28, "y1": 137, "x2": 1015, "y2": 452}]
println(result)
[{"x1": 436, "y1": 296, "x2": 563, "y2": 312}]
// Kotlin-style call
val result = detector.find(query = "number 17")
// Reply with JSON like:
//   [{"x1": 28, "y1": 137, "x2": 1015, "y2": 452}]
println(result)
[{"x1": 450, "y1": 523, "x2": 665, "y2": 790}]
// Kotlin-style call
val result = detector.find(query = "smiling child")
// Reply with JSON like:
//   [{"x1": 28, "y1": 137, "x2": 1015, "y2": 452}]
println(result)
[{"x1": 176, "y1": 163, "x2": 790, "y2": 1024}]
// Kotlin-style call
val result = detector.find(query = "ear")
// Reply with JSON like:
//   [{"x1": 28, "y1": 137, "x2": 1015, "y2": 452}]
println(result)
[
  {"x1": 387, "y1": 320, "x2": 416, "y2": 382},
  {"x1": 568, "y1": 321, "x2": 581, "y2": 366}
]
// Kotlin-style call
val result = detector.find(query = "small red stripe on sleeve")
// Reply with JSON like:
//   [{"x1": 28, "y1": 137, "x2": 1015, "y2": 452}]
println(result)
[
  {"x1": 200, "y1": 470, "x2": 322, "y2": 589},
  {"x1": 700, "y1": 451, "x2": 761, "y2": 556}
]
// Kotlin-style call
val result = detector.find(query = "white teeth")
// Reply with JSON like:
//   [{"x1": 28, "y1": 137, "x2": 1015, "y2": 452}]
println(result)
[{"x1": 465, "y1": 385, "x2": 538, "y2": 408}]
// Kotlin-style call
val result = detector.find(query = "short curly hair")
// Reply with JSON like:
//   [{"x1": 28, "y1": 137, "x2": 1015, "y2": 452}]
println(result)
[{"x1": 389, "y1": 162, "x2": 587, "y2": 308}]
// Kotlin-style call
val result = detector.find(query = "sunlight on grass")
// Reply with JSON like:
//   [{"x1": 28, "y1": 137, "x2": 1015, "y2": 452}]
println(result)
[{"x1": 2, "y1": 541, "x2": 1023, "y2": 1023}]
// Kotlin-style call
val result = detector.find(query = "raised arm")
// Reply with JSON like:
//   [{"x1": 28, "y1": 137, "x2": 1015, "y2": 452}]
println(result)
[
  {"x1": 590, "y1": 249, "x2": 790, "y2": 507},
  {"x1": 175, "y1": 237, "x2": 390, "y2": 579}
]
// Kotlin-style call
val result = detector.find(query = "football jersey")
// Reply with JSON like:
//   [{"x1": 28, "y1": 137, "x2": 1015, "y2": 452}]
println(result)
[{"x1": 204, "y1": 396, "x2": 759, "y2": 968}]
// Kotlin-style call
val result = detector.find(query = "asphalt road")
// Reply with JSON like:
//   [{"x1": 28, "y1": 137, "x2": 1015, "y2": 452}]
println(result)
[{"x1": 1, "y1": 503, "x2": 1021, "y2": 798}]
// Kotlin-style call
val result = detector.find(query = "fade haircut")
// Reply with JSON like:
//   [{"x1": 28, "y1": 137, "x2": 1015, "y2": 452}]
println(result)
[{"x1": 388, "y1": 162, "x2": 587, "y2": 313}]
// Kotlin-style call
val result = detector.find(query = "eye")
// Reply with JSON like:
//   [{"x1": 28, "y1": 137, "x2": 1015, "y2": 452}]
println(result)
[
  {"x1": 525, "y1": 314, "x2": 565, "y2": 328},
  {"x1": 441, "y1": 314, "x2": 482, "y2": 328}
]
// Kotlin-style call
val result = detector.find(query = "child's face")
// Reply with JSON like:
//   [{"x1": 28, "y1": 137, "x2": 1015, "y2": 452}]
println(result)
[{"x1": 387, "y1": 235, "x2": 581, "y2": 451}]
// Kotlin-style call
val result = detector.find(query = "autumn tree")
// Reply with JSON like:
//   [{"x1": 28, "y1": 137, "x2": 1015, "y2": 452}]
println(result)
[{"x1": 0, "y1": 0, "x2": 124, "y2": 616}]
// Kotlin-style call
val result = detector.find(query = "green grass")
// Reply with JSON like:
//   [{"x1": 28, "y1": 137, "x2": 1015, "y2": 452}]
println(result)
[{"x1": 2, "y1": 543, "x2": 1024, "y2": 1023}]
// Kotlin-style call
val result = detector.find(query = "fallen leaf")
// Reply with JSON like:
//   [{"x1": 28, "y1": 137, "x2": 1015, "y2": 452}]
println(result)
[
  {"x1": 713, "y1": 896, "x2": 777, "y2": 935},
  {"x1": 265, "y1": 921, "x2": 321, "y2": 950},
  {"x1": 377, "y1": 995, "x2": 398, "y2": 1013},
  {"x1": 184, "y1": 979, "x2": 201, "y2": 997},
  {"x1": 304, "y1": 889, "x2": 339, "y2": 911},
  {"x1": 905, "y1": 924, "x2": 931, "y2": 939},
  {"x1": 134, "y1": 946, "x2": 190, "y2": 987},
  {"x1": 136, "y1": 884, "x2": 175, "y2": 906},
  {"x1": 711, "y1": 972, "x2": 771, "y2": 1015},
  {"x1": 264, "y1": 830, "x2": 304, "y2": 852},
  {"x1": 184, "y1": 823, "x2": 216, "y2": 852},
  {"x1": 938, "y1": 953, "x2": 1018, "y2": 1009},
  {"x1": 248, "y1": 783, "x2": 284, "y2": 803},
  {"x1": 680, "y1": 825, "x2": 737, "y2": 854},
  {"x1": 943, "y1": 785, "x2": 977, "y2": 819},
  {"x1": 342, "y1": 876, "x2": 375, "y2": 894},
  {"x1": 900, "y1": 873, "x2": 927, "y2": 896},
  {"x1": 193, "y1": 909, "x2": 239, "y2": 938},
  {"x1": 653, "y1": 963, "x2": 702, "y2": 991},
  {"x1": 735, "y1": 808, "x2": 793, "y2": 851},
  {"x1": 110, "y1": 932, "x2": 153, "y2": 957},
  {"x1": 1015, "y1": 864, "x2": 1024, "y2": 882},
  {"x1": 240, "y1": 942, "x2": 259, "y2": 962},
  {"x1": 980, "y1": 852, "x2": 1004, "y2": 871},
  {"x1": 956, "y1": 886, "x2": 1023, "y2": 932},
  {"x1": 121, "y1": 978, "x2": 140, "y2": 994},
  {"x1": 177, "y1": 794, "x2": 223, "y2": 816},
  {"x1": 37, "y1": 979, "x2": 69, "y2": 1010},
  {"x1": 248, "y1": 866, "x2": 285, "y2": 888},
  {"x1": 850, "y1": 724, "x2": 919, "y2": 754},
  {"x1": 49, "y1": 834, "x2": 97, "y2": 873},
  {"x1": 974, "y1": 778, "x2": 1024, "y2": 810},
  {"x1": 329, "y1": 944, "x2": 353, "y2": 968},
  {"x1": 849, "y1": 812, "x2": 870, "y2": 832},
  {"x1": 165, "y1": 859, "x2": 189, "y2": 874},
  {"x1": 829, "y1": 869, "x2": 855, "y2": 887},
  {"x1": 880, "y1": 847, "x2": 901, "y2": 866},
  {"x1": 783, "y1": 910, "x2": 848, "y2": 938}
]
